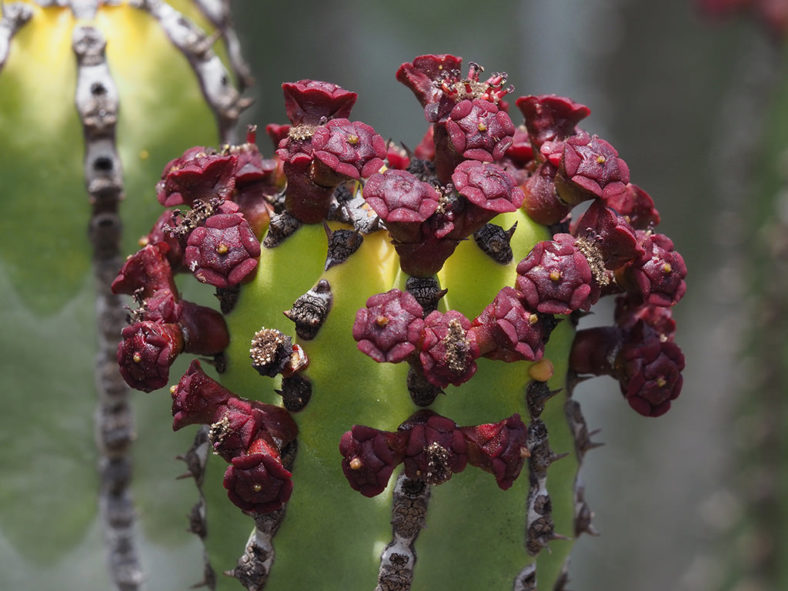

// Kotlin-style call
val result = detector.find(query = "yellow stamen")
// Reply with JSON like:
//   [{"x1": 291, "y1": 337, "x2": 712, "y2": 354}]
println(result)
[
  {"x1": 549, "y1": 269, "x2": 561, "y2": 282},
  {"x1": 596, "y1": 155, "x2": 606, "y2": 164},
  {"x1": 349, "y1": 458, "x2": 363, "y2": 470},
  {"x1": 132, "y1": 352, "x2": 142, "y2": 363},
  {"x1": 662, "y1": 262, "x2": 672, "y2": 274},
  {"x1": 347, "y1": 134, "x2": 359, "y2": 146},
  {"x1": 216, "y1": 243, "x2": 229, "y2": 255}
]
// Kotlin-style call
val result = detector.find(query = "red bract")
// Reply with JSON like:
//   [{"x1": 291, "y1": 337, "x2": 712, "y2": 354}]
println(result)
[
  {"x1": 223, "y1": 452, "x2": 293, "y2": 514},
  {"x1": 521, "y1": 162, "x2": 571, "y2": 225},
  {"x1": 515, "y1": 234, "x2": 600, "y2": 315},
  {"x1": 451, "y1": 160, "x2": 524, "y2": 213},
  {"x1": 353, "y1": 289, "x2": 425, "y2": 363},
  {"x1": 385, "y1": 143, "x2": 411, "y2": 170},
  {"x1": 184, "y1": 212, "x2": 261, "y2": 288},
  {"x1": 471, "y1": 287, "x2": 546, "y2": 362},
  {"x1": 156, "y1": 146, "x2": 237, "y2": 207},
  {"x1": 171, "y1": 360, "x2": 233, "y2": 430},
  {"x1": 117, "y1": 321, "x2": 183, "y2": 393},
  {"x1": 516, "y1": 94, "x2": 590, "y2": 148},
  {"x1": 443, "y1": 98, "x2": 515, "y2": 163},
  {"x1": 571, "y1": 199, "x2": 643, "y2": 270},
  {"x1": 504, "y1": 126, "x2": 535, "y2": 170},
  {"x1": 461, "y1": 414, "x2": 528, "y2": 490},
  {"x1": 616, "y1": 231, "x2": 687, "y2": 307},
  {"x1": 310, "y1": 118, "x2": 387, "y2": 181},
  {"x1": 176, "y1": 300, "x2": 230, "y2": 356},
  {"x1": 281, "y1": 80, "x2": 357, "y2": 126},
  {"x1": 339, "y1": 425, "x2": 407, "y2": 497},
  {"x1": 419, "y1": 310, "x2": 479, "y2": 388},
  {"x1": 619, "y1": 322, "x2": 685, "y2": 417},
  {"x1": 399, "y1": 411, "x2": 468, "y2": 485},
  {"x1": 545, "y1": 133, "x2": 630, "y2": 205},
  {"x1": 112, "y1": 243, "x2": 176, "y2": 298}
]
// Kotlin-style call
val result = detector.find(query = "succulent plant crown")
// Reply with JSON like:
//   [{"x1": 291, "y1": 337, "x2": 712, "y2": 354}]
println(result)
[{"x1": 114, "y1": 53, "x2": 687, "y2": 590}]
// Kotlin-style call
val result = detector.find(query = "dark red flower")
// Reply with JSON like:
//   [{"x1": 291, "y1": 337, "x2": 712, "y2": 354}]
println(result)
[
  {"x1": 471, "y1": 287, "x2": 547, "y2": 362},
  {"x1": 616, "y1": 231, "x2": 687, "y2": 307},
  {"x1": 310, "y1": 118, "x2": 387, "y2": 181},
  {"x1": 339, "y1": 425, "x2": 407, "y2": 497},
  {"x1": 571, "y1": 199, "x2": 643, "y2": 270},
  {"x1": 442, "y1": 98, "x2": 515, "y2": 163},
  {"x1": 223, "y1": 452, "x2": 293, "y2": 514},
  {"x1": 418, "y1": 310, "x2": 479, "y2": 388},
  {"x1": 515, "y1": 234, "x2": 600, "y2": 315},
  {"x1": 156, "y1": 146, "x2": 237, "y2": 207},
  {"x1": 399, "y1": 411, "x2": 468, "y2": 485},
  {"x1": 112, "y1": 244, "x2": 176, "y2": 298},
  {"x1": 544, "y1": 132, "x2": 630, "y2": 205},
  {"x1": 605, "y1": 183, "x2": 661, "y2": 230},
  {"x1": 143, "y1": 209, "x2": 186, "y2": 270},
  {"x1": 461, "y1": 414, "x2": 528, "y2": 489},
  {"x1": 184, "y1": 212, "x2": 261, "y2": 288},
  {"x1": 615, "y1": 294, "x2": 676, "y2": 340},
  {"x1": 171, "y1": 360, "x2": 234, "y2": 430},
  {"x1": 619, "y1": 322, "x2": 685, "y2": 417},
  {"x1": 396, "y1": 54, "x2": 464, "y2": 108},
  {"x1": 117, "y1": 321, "x2": 183, "y2": 392},
  {"x1": 515, "y1": 94, "x2": 590, "y2": 148},
  {"x1": 353, "y1": 289, "x2": 425, "y2": 363},
  {"x1": 451, "y1": 160, "x2": 524, "y2": 213},
  {"x1": 281, "y1": 80, "x2": 357, "y2": 126},
  {"x1": 363, "y1": 169, "x2": 441, "y2": 243}
]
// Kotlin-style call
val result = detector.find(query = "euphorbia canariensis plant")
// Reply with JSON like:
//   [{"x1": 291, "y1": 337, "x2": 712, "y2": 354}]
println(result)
[{"x1": 115, "y1": 55, "x2": 687, "y2": 590}]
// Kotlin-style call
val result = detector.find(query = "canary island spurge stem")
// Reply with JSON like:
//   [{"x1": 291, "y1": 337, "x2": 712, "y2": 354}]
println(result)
[{"x1": 115, "y1": 54, "x2": 687, "y2": 591}]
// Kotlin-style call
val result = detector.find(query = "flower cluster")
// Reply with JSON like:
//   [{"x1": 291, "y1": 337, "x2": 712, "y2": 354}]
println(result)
[
  {"x1": 339, "y1": 410, "x2": 528, "y2": 496},
  {"x1": 113, "y1": 54, "x2": 688, "y2": 523},
  {"x1": 172, "y1": 361, "x2": 298, "y2": 513}
]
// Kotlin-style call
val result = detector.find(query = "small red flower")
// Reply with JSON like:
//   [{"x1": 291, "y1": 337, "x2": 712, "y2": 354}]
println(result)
[
  {"x1": 443, "y1": 98, "x2": 515, "y2": 163},
  {"x1": 521, "y1": 162, "x2": 571, "y2": 226},
  {"x1": 281, "y1": 80, "x2": 357, "y2": 126},
  {"x1": 395, "y1": 54, "x2": 464, "y2": 108},
  {"x1": 471, "y1": 287, "x2": 547, "y2": 362},
  {"x1": 451, "y1": 160, "x2": 524, "y2": 213},
  {"x1": 619, "y1": 322, "x2": 685, "y2": 417},
  {"x1": 171, "y1": 360, "x2": 233, "y2": 430},
  {"x1": 515, "y1": 234, "x2": 600, "y2": 315},
  {"x1": 184, "y1": 212, "x2": 261, "y2": 288},
  {"x1": 544, "y1": 132, "x2": 630, "y2": 205},
  {"x1": 571, "y1": 199, "x2": 643, "y2": 270},
  {"x1": 353, "y1": 289, "x2": 425, "y2": 363},
  {"x1": 223, "y1": 452, "x2": 293, "y2": 514},
  {"x1": 117, "y1": 321, "x2": 184, "y2": 392},
  {"x1": 156, "y1": 146, "x2": 237, "y2": 207},
  {"x1": 616, "y1": 231, "x2": 687, "y2": 307},
  {"x1": 399, "y1": 411, "x2": 468, "y2": 485},
  {"x1": 461, "y1": 414, "x2": 528, "y2": 490},
  {"x1": 112, "y1": 244, "x2": 176, "y2": 298},
  {"x1": 339, "y1": 425, "x2": 407, "y2": 497},
  {"x1": 516, "y1": 94, "x2": 590, "y2": 148},
  {"x1": 605, "y1": 183, "x2": 661, "y2": 230},
  {"x1": 310, "y1": 118, "x2": 387, "y2": 181},
  {"x1": 419, "y1": 310, "x2": 479, "y2": 388}
]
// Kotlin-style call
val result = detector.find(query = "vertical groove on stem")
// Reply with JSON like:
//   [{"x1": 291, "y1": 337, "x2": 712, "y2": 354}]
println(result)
[{"x1": 73, "y1": 24, "x2": 144, "y2": 591}]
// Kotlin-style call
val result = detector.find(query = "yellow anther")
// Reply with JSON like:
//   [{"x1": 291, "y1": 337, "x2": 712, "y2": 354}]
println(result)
[
  {"x1": 662, "y1": 262, "x2": 672, "y2": 274},
  {"x1": 216, "y1": 243, "x2": 229, "y2": 255},
  {"x1": 596, "y1": 155, "x2": 606, "y2": 164},
  {"x1": 347, "y1": 134, "x2": 359, "y2": 146},
  {"x1": 549, "y1": 269, "x2": 561, "y2": 282},
  {"x1": 477, "y1": 122, "x2": 487, "y2": 132},
  {"x1": 132, "y1": 352, "x2": 142, "y2": 363},
  {"x1": 528, "y1": 358, "x2": 554, "y2": 382},
  {"x1": 349, "y1": 458, "x2": 363, "y2": 470}
]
